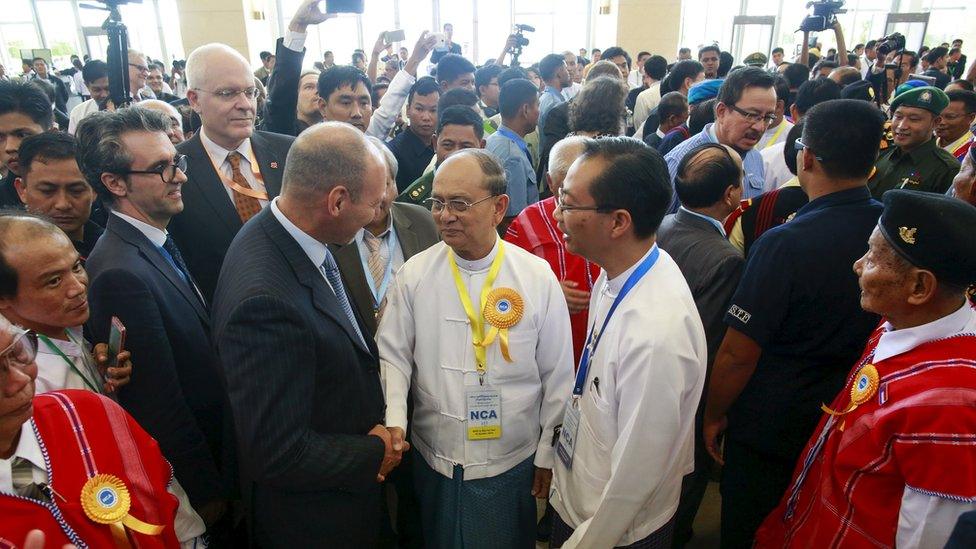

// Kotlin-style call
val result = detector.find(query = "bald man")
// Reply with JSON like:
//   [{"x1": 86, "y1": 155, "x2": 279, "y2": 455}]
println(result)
[
  {"x1": 136, "y1": 99, "x2": 185, "y2": 144},
  {"x1": 212, "y1": 122, "x2": 396, "y2": 546},
  {"x1": 168, "y1": 43, "x2": 296, "y2": 301}
]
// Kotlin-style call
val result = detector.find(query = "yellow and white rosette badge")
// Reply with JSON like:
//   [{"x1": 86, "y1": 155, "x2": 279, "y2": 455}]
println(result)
[
  {"x1": 479, "y1": 287, "x2": 524, "y2": 362},
  {"x1": 820, "y1": 364, "x2": 879, "y2": 431},
  {"x1": 81, "y1": 474, "x2": 164, "y2": 547}
]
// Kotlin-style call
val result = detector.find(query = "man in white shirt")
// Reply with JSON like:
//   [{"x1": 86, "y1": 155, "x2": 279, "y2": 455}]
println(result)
[
  {"x1": 633, "y1": 55, "x2": 668, "y2": 132},
  {"x1": 377, "y1": 148, "x2": 574, "y2": 548},
  {"x1": 628, "y1": 51, "x2": 651, "y2": 90},
  {"x1": 67, "y1": 60, "x2": 112, "y2": 135},
  {"x1": 562, "y1": 51, "x2": 583, "y2": 100},
  {"x1": 550, "y1": 137, "x2": 707, "y2": 548},
  {"x1": 756, "y1": 76, "x2": 794, "y2": 150}
]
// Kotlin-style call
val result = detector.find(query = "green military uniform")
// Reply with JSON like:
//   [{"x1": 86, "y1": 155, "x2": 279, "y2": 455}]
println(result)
[
  {"x1": 396, "y1": 170, "x2": 435, "y2": 208},
  {"x1": 867, "y1": 86, "x2": 961, "y2": 199}
]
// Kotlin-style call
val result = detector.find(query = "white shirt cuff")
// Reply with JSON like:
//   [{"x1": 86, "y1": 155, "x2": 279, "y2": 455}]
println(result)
[{"x1": 283, "y1": 30, "x2": 307, "y2": 53}]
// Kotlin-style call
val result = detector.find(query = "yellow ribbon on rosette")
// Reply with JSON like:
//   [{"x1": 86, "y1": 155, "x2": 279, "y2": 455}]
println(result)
[
  {"x1": 480, "y1": 287, "x2": 524, "y2": 362},
  {"x1": 81, "y1": 474, "x2": 164, "y2": 547},
  {"x1": 820, "y1": 364, "x2": 879, "y2": 431}
]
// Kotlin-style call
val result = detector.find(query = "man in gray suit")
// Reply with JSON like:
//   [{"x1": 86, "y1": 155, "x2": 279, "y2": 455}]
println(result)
[
  {"x1": 656, "y1": 142, "x2": 745, "y2": 547},
  {"x1": 211, "y1": 123, "x2": 405, "y2": 546}
]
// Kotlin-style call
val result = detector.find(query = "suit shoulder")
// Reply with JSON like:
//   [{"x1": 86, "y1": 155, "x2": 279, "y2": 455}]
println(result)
[
  {"x1": 255, "y1": 130, "x2": 296, "y2": 149},
  {"x1": 933, "y1": 147, "x2": 963, "y2": 169},
  {"x1": 393, "y1": 201, "x2": 434, "y2": 221}
]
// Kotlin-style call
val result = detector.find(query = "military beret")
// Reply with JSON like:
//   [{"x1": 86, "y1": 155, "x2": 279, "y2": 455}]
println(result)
[
  {"x1": 841, "y1": 80, "x2": 875, "y2": 102},
  {"x1": 894, "y1": 79, "x2": 928, "y2": 97},
  {"x1": 890, "y1": 85, "x2": 949, "y2": 115},
  {"x1": 689, "y1": 79, "x2": 723, "y2": 105},
  {"x1": 744, "y1": 52, "x2": 768, "y2": 67},
  {"x1": 879, "y1": 190, "x2": 976, "y2": 287}
]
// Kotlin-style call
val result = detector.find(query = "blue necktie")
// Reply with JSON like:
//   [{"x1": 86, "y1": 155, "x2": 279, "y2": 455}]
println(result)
[
  {"x1": 162, "y1": 235, "x2": 204, "y2": 305},
  {"x1": 321, "y1": 251, "x2": 368, "y2": 348}
]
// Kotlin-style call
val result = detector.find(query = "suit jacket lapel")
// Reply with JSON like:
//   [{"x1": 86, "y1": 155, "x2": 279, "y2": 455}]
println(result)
[
  {"x1": 330, "y1": 241, "x2": 377, "y2": 335},
  {"x1": 391, "y1": 204, "x2": 421, "y2": 260},
  {"x1": 106, "y1": 216, "x2": 209, "y2": 322},
  {"x1": 182, "y1": 134, "x2": 242, "y2": 234},
  {"x1": 251, "y1": 132, "x2": 284, "y2": 199}
]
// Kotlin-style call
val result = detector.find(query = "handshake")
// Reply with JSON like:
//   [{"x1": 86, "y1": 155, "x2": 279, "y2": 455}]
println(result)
[{"x1": 368, "y1": 425, "x2": 410, "y2": 482}]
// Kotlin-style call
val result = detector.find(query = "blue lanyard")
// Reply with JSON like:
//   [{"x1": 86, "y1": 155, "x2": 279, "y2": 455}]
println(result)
[
  {"x1": 360, "y1": 224, "x2": 397, "y2": 310},
  {"x1": 572, "y1": 245, "x2": 660, "y2": 397},
  {"x1": 496, "y1": 127, "x2": 532, "y2": 164}
]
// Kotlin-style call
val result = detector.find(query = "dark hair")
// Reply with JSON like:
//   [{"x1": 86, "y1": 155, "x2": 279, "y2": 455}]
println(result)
[
  {"x1": 499, "y1": 78, "x2": 538, "y2": 119},
  {"x1": 847, "y1": 53, "x2": 859, "y2": 66},
  {"x1": 900, "y1": 50, "x2": 919, "y2": 68},
  {"x1": 637, "y1": 51, "x2": 651, "y2": 60},
  {"x1": 580, "y1": 137, "x2": 672, "y2": 238},
  {"x1": 865, "y1": 40, "x2": 877, "y2": 49},
  {"x1": 438, "y1": 105, "x2": 484, "y2": 139},
  {"x1": 370, "y1": 82, "x2": 388, "y2": 107},
  {"x1": 75, "y1": 108, "x2": 172, "y2": 206},
  {"x1": 793, "y1": 78, "x2": 841, "y2": 115},
  {"x1": 947, "y1": 90, "x2": 976, "y2": 114},
  {"x1": 408, "y1": 76, "x2": 440, "y2": 105},
  {"x1": 323, "y1": 50, "x2": 334, "y2": 57},
  {"x1": 475, "y1": 64, "x2": 504, "y2": 97},
  {"x1": 436, "y1": 54, "x2": 476, "y2": 85},
  {"x1": 657, "y1": 91, "x2": 689, "y2": 123},
  {"x1": 437, "y1": 87, "x2": 479, "y2": 119},
  {"x1": 601, "y1": 47, "x2": 631, "y2": 70},
  {"x1": 0, "y1": 81, "x2": 54, "y2": 130},
  {"x1": 783, "y1": 63, "x2": 809, "y2": 89},
  {"x1": 644, "y1": 55, "x2": 668, "y2": 81},
  {"x1": 19, "y1": 132, "x2": 78, "y2": 178},
  {"x1": 539, "y1": 53, "x2": 566, "y2": 82},
  {"x1": 816, "y1": 60, "x2": 839, "y2": 73},
  {"x1": 592, "y1": 48, "x2": 601, "y2": 55},
  {"x1": 351, "y1": 52, "x2": 367, "y2": 64},
  {"x1": 32, "y1": 57, "x2": 46, "y2": 66},
  {"x1": 570, "y1": 76, "x2": 627, "y2": 135},
  {"x1": 718, "y1": 51, "x2": 734, "y2": 77},
  {"x1": 773, "y1": 75, "x2": 791, "y2": 110},
  {"x1": 259, "y1": 51, "x2": 272, "y2": 62},
  {"x1": 29, "y1": 79, "x2": 56, "y2": 105},
  {"x1": 82, "y1": 60, "x2": 108, "y2": 85},
  {"x1": 698, "y1": 45, "x2": 721, "y2": 59},
  {"x1": 802, "y1": 99, "x2": 885, "y2": 179},
  {"x1": 689, "y1": 99, "x2": 717, "y2": 134},
  {"x1": 950, "y1": 47, "x2": 962, "y2": 57},
  {"x1": 674, "y1": 143, "x2": 742, "y2": 208},
  {"x1": 784, "y1": 122, "x2": 804, "y2": 176},
  {"x1": 662, "y1": 60, "x2": 703, "y2": 94},
  {"x1": 772, "y1": 47, "x2": 784, "y2": 55},
  {"x1": 317, "y1": 65, "x2": 372, "y2": 103},
  {"x1": 949, "y1": 79, "x2": 975, "y2": 92},
  {"x1": 678, "y1": 47, "x2": 691, "y2": 55},
  {"x1": 716, "y1": 66, "x2": 775, "y2": 108},
  {"x1": 924, "y1": 46, "x2": 948, "y2": 64},
  {"x1": 498, "y1": 67, "x2": 529, "y2": 88}
]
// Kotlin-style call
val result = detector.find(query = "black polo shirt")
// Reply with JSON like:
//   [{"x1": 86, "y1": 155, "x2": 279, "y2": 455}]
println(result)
[
  {"x1": 723, "y1": 186, "x2": 883, "y2": 461},
  {"x1": 386, "y1": 128, "x2": 435, "y2": 193},
  {"x1": 0, "y1": 172, "x2": 21, "y2": 209}
]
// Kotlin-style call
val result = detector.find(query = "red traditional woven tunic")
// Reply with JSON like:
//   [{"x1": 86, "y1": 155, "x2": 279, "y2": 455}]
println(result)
[
  {"x1": 505, "y1": 196, "x2": 601, "y2": 365},
  {"x1": 757, "y1": 304, "x2": 976, "y2": 549},
  {"x1": 0, "y1": 390, "x2": 180, "y2": 548}
]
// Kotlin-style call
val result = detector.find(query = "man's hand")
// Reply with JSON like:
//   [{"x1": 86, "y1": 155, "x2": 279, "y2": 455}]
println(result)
[
  {"x1": 532, "y1": 467, "x2": 552, "y2": 498},
  {"x1": 403, "y1": 31, "x2": 439, "y2": 76},
  {"x1": 560, "y1": 280, "x2": 590, "y2": 314},
  {"x1": 702, "y1": 415, "x2": 727, "y2": 466},
  {"x1": 23, "y1": 530, "x2": 76, "y2": 549},
  {"x1": 92, "y1": 343, "x2": 132, "y2": 393},
  {"x1": 289, "y1": 0, "x2": 335, "y2": 33},
  {"x1": 373, "y1": 32, "x2": 393, "y2": 58},
  {"x1": 369, "y1": 424, "x2": 401, "y2": 482},
  {"x1": 388, "y1": 426, "x2": 411, "y2": 454}
]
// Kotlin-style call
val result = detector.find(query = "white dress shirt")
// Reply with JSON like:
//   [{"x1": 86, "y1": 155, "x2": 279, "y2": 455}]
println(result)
[
  {"x1": 550, "y1": 245, "x2": 707, "y2": 548},
  {"x1": 562, "y1": 82, "x2": 582, "y2": 101},
  {"x1": 633, "y1": 81, "x2": 662, "y2": 132},
  {"x1": 34, "y1": 328, "x2": 102, "y2": 395},
  {"x1": 67, "y1": 99, "x2": 100, "y2": 135},
  {"x1": 757, "y1": 119, "x2": 794, "y2": 150},
  {"x1": 761, "y1": 140, "x2": 794, "y2": 192},
  {"x1": 269, "y1": 197, "x2": 337, "y2": 295},
  {"x1": 199, "y1": 129, "x2": 269, "y2": 208},
  {"x1": 354, "y1": 215, "x2": 406, "y2": 295},
  {"x1": 112, "y1": 211, "x2": 168, "y2": 247},
  {"x1": 378, "y1": 238, "x2": 574, "y2": 480}
]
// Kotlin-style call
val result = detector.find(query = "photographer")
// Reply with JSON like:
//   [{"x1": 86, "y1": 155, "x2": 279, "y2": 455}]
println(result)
[
  {"x1": 799, "y1": 19, "x2": 848, "y2": 72},
  {"x1": 866, "y1": 34, "x2": 918, "y2": 104}
]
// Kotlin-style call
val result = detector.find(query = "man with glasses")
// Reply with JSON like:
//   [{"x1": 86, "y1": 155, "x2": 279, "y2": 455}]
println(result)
[
  {"x1": 169, "y1": 42, "x2": 295, "y2": 301},
  {"x1": 702, "y1": 99, "x2": 887, "y2": 548},
  {"x1": 377, "y1": 148, "x2": 573, "y2": 548},
  {"x1": 936, "y1": 89, "x2": 975, "y2": 161},
  {"x1": 0, "y1": 313, "x2": 207, "y2": 546},
  {"x1": 127, "y1": 49, "x2": 154, "y2": 103},
  {"x1": 665, "y1": 67, "x2": 777, "y2": 212},
  {"x1": 77, "y1": 108, "x2": 235, "y2": 534}
]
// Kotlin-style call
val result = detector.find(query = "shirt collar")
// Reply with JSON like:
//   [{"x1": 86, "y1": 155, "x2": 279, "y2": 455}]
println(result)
[
  {"x1": 703, "y1": 123, "x2": 719, "y2": 144},
  {"x1": 497, "y1": 124, "x2": 527, "y2": 147},
  {"x1": 794, "y1": 186, "x2": 873, "y2": 218},
  {"x1": 606, "y1": 244, "x2": 658, "y2": 294},
  {"x1": 111, "y1": 211, "x2": 168, "y2": 248},
  {"x1": 1, "y1": 420, "x2": 45, "y2": 473},
  {"x1": 655, "y1": 128, "x2": 666, "y2": 138},
  {"x1": 200, "y1": 128, "x2": 253, "y2": 167},
  {"x1": 900, "y1": 137, "x2": 939, "y2": 164},
  {"x1": 453, "y1": 236, "x2": 500, "y2": 272},
  {"x1": 357, "y1": 212, "x2": 394, "y2": 243},
  {"x1": 36, "y1": 327, "x2": 85, "y2": 357},
  {"x1": 270, "y1": 197, "x2": 330, "y2": 268},
  {"x1": 874, "y1": 302, "x2": 976, "y2": 363},
  {"x1": 679, "y1": 207, "x2": 726, "y2": 236}
]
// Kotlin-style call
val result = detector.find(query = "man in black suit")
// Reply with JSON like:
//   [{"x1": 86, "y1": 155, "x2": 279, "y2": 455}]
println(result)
[
  {"x1": 656, "y1": 142, "x2": 745, "y2": 547},
  {"x1": 168, "y1": 43, "x2": 295, "y2": 301},
  {"x1": 77, "y1": 108, "x2": 233, "y2": 530},
  {"x1": 212, "y1": 122, "x2": 403, "y2": 546},
  {"x1": 30, "y1": 58, "x2": 69, "y2": 115}
]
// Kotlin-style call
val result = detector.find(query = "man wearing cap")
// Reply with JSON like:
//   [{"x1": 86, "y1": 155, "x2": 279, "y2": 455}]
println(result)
[
  {"x1": 755, "y1": 190, "x2": 976, "y2": 549},
  {"x1": 868, "y1": 86, "x2": 961, "y2": 198}
]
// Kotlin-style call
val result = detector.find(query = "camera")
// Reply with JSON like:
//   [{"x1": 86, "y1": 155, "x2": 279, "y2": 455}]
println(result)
[
  {"x1": 875, "y1": 32, "x2": 906, "y2": 57},
  {"x1": 799, "y1": 0, "x2": 846, "y2": 33},
  {"x1": 508, "y1": 24, "x2": 535, "y2": 67}
]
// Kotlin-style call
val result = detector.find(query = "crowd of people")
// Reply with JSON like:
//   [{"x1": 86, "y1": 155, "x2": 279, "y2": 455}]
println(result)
[{"x1": 1, "y1": 0, "x2": 976, "y2": 547}]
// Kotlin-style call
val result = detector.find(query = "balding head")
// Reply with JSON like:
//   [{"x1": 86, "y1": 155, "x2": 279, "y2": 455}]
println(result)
[
  {"x1": 186, "y1": 43, "x2": 251, "y2": 90},
  {"x1": 0, "y1": 212, "x2": 69, "y2": 299},
  {"x1": 547, "y1": 136, "x2": 590, "y2": 195},
  {"x1": 136, "y1": 100, "x2": 185, "y2": 144},
  {"x1": 673, "y1": 143, "x2": 743, "y2": 213}
]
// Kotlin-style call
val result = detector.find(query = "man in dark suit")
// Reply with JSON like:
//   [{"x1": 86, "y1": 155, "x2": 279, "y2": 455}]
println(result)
[
  {"x1": 212, "y1": 122, "x2": 403, "y2": 546},
  {"x1": 77, "y1": 108, "x2": 233, "y2": 530},
  {"x1": 168, "y1": 43, "x2": 295, "y2": 301},
  {"x1": 656, "y1": 142, "x2": 745, "y2": 547}
]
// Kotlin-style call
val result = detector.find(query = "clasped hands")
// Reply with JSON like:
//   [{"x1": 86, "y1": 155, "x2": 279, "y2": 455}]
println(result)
[{"x1": 368, "y1": 425, "x2": 410, "y2": 482}]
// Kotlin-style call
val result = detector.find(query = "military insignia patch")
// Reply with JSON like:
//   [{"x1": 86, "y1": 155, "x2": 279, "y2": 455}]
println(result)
[
  {"x1": 920, "y1": 90, "x2": 932, "y2": 102},
  {"x1": 899, "y1": 226, "x2": 917, "y2": 244}
]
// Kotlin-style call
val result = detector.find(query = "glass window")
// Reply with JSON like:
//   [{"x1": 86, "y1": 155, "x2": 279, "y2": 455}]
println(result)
[
  {"x1": 159, "y1": 0, "x2": 185, "y2": 61},
  {"x1": 35, "y1": 1, "x2": 82, "y2": 69},
  {"x1": 0, "y1": 1, "x2": 34, "y2": 23},
  {"x1": 362, "y1": 0, "x2": 397, "y2": 60},
  {"x1": 119, "y1": 2, "x2": 165, "y2": 61},
  {"x1": 1, "y1": 23, "x2": 42, "y2": 67},
  {"x1": 440, "y1": 0, "x2": 474, "y2": 59},
  {"x1": 477, "y1": 0, "x2": 511, "y2": 67}
]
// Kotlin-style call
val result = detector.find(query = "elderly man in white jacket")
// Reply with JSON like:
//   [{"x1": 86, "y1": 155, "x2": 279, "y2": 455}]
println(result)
[
  {"x1": 550, "y1": 137, "x2": 707, "y2": 548},
  {"x1": 377, "y1": 148, "x2": 574, "y2": 548}
]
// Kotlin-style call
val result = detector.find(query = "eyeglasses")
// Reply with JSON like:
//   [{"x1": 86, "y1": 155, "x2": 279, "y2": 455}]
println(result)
[
  {"x1": 794, "y1": 138, "x2": 825, "y2": 162},
  {"x1": 128, "y1": 63, "x2": 150, "y2": 73},
  {"x1": 729, "y1": 104, "x2": 777, "y2": 125},
  {"x1": 423, "y1": 195, "x2": 495, "y2": 213},
  {"x1": 193, "y1": 87, "x2": 260, "y2": 101},
  {"x1": 0, "y1": 328, "x2": 37, "y2": 372},
  {"x1": 119, "y1": 154, "x2": 188, "y2": 183},
  {"x1": 555, "y1": 190, "x2": 618, "y2": 213}
]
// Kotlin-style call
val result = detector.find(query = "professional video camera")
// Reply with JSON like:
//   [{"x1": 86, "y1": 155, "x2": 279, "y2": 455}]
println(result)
[
  {"x1": 799, "y1": 0, "x2": 846, "y2": 33},
  {"x1": 79, "y1": 0, "x2": 142, "y2": 108},
  {"x1": 509, "y1": 24, "x2": 535, "y2": 67},
  {"x1": 875, "y1": 32, "x2": 906, "y2": 57}
]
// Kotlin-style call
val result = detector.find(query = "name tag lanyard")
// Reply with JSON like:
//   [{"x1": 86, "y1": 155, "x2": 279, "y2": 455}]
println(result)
[
  {"x1": 448, "y1": 241, "x2": 506, "y2": 385},
  {"x1": 208, "y1": 147, "x2": 270, "y2": 200},
  {"x1": 360, "y1": 224, "x2": 397, "y2": 312},
  {"x1": 572, "y1": 246, "x2": 660, "y2": 402},
  {"x1": 37, "y1": 333, "x2": 102, "y2": 394}
]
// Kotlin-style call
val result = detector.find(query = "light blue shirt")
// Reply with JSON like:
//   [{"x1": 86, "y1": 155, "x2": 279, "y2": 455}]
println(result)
[
  {"x1": 664, "y1": 123, "x2": 766, "y2": 213},
  {"x1": 679, "y1": 206, "x2": 726, "y2": 236},
  {"x1": 538, "y1": 86, "x2": 565, "y2": 136},
  {"x1": 486, "y1": 125, "x2": 539, "y2": 216}
]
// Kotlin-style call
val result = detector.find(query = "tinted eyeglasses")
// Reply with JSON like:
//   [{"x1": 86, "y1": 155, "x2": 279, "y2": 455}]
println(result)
[{"x1": 794, "y1": 138, "x2": 825, "y2": 162}]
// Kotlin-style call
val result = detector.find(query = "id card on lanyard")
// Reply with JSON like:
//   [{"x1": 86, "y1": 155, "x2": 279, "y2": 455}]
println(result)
[{"x1": 556, "y1": 246, "x2": 660, "y2": 469}]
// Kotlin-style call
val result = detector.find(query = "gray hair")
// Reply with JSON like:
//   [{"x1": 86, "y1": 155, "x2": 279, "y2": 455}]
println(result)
[
  {"x1": 570, "y1": 76, "x2": 627, "y2": 135},
  {"x1": 282, "y1": 122, "x2": 373, "y2": 200},
  {"x1": 451, "y1": 149, "x2": 506, "y2": 196},
  {"x1": 548, "y1": 136, "x2": 591, "y2": 179},
  {"x1": 185, "y1": 43, "x2": 250, "y2": 90},
  {"x1": 75, "y1": 108, "x2": 172, "y2": 206},
  {"x1": 365, "y1": 135, "x2": 398, "y2": 180}
]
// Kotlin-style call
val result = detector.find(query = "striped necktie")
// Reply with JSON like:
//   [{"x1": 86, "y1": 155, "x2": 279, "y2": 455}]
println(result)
[
  {"x1": 363, "y1": 231, "x2": 388, "y2": 320},
  {"x1": 321, "y1": 251, "x2": 369, "y2": 348},
  {"x1": 11, "y1": 457, "x2": 48, "y2": 502}
]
